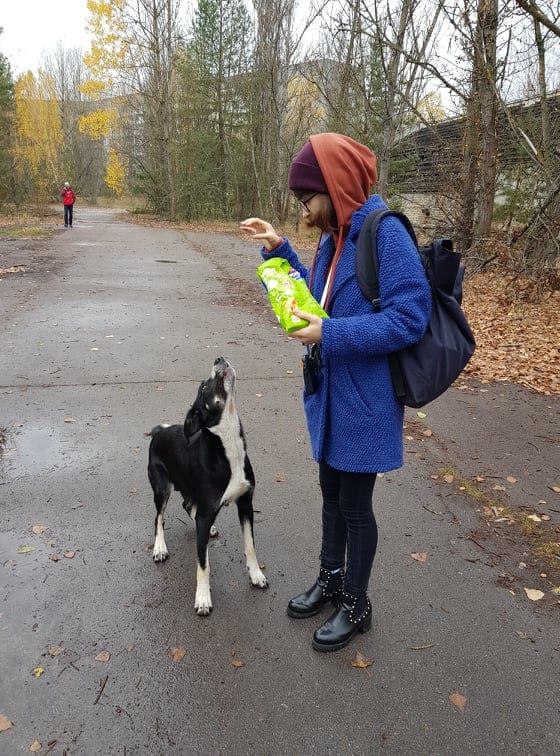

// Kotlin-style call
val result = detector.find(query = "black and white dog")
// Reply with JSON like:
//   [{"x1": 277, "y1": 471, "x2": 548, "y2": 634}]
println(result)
[{"x1": 148, "y1": 357, "x2": 268, "y2": 615}]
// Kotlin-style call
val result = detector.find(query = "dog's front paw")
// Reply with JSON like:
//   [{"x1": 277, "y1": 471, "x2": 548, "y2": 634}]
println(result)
[
  {"x1": 194, "y1": 594, "x2": 212, "y2": 617},
  {"x1": 249, "y1": 567, "x2": 269, "y2": 589},
  {"x1": 152, "y1": 546, "x2": 169, "y2": 563},
  {"x1": 153, "y1": 528, "x2": 169, "y2": 562},
  {"x1": 194, "y1": 587, "x2": 213, "y2": 616}
]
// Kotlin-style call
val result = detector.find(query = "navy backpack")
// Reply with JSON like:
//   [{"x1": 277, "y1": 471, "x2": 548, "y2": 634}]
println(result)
[{"x1": 356, "y1": 209, "x2": 476, "y2": 408}]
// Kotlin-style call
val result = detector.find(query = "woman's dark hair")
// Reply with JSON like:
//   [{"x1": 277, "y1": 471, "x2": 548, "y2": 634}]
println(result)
[{"x1": 313, "y1": 194, "x2": 337, "y2": 234}]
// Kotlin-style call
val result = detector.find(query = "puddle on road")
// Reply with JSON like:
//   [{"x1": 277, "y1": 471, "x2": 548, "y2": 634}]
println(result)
[{"x1": 2, "y1": 424, "x2": 101, "y2": 477}]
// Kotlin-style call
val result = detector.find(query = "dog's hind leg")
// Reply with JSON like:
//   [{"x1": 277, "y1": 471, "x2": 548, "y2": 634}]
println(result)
[
  {"x1": 184, "y1": 501, "x2": 218, "y2": 537},
  {"x1": 236, "y1": 492, "x2": 268, "y2": 589},
  {"x1": 194, "y1": 515, "x2": 215, "y2": 615},
  {"x1": 151, "y1": 471, "x2": 172, "y2": 562}
]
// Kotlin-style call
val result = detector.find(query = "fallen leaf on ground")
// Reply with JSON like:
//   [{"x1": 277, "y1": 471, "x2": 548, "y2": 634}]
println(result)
[
  {"x1": 31, "y1": 667, "x2": 45, "y2": 678},
  {"x1": 63, "y1": 551, "x2": 75, "y2": 559},
  {"x1": 524, "y1": 588, "x2": 544, "y2": 601},
  {"x1": 64, "y1": 418, "x2": 76, "y2": 423},
  {"x1": 0, "y1": 715, "x2": 14, "y2": 732},
  {"x1": 30, "y1": 739, "x2": 41, "y2": 752},
  {"x1": 168, "y1": 647, "x2": 186, "y2": 663},
  {"x1": 443, "y1": 474, "x2": 454, "y2": 483},
  {"x1": 17, "y1": 545, "x2": 35, "y2": 554},
  {"x1": 506, "y1": 476, "x2": 517, "y2": 483},
  {"x1": 493, "y1": 484, "x2": 506, "y2": 491},
  {"x1": 49, "y1": 645, "x2": 63, "y2": 657},
  {"x1": 417, "y1": 411, "x2": 427, "y2": 418},
  {"x1": 410, "y1": 552, "x2": 428, "y2": 562},
  {"x1": 449, "y1": 693, "x2": 467, "y2": 712},
  {"x1": 49, "y1": 554, "x2": 60, "y2": 562},
  {"x1": 232, "y1": 660, "x2": 244, "y2": 668},
  {"x1": 95, "y1": 651, "x2": 111, "y2": 662},
  {"x1": 31, "y1": 525, "x2": 47, "y2": 535},
  {"x1": 550, "y1": 486, "x2": 560, "y2": 493},
  {"x1": 527, "y1": 514, "x2": 541, "y2": 523},
  {"x1": 351, "y1": 652, "x2": 373, "y2": 669}
]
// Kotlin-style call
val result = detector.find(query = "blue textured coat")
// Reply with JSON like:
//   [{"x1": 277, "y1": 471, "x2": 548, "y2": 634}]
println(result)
[{"x1": 262, "y1": 195, "x2": 431, "y2": 472}]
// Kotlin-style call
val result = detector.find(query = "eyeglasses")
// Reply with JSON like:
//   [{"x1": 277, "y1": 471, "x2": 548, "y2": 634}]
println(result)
[{"x1": 297, "y1": 193, "x2": 317, "y2": 212}]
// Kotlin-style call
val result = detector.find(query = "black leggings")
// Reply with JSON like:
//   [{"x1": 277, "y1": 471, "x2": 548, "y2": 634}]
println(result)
[{"x1": 319, "y1": 462, "x2": 378, "y2": 596}]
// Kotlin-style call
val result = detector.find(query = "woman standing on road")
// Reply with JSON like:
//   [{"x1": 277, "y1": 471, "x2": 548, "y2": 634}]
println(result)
[
  {"x1": 240, "y1": 133, "x2": 431, "y2": 652},
  {"x1": 61, "y1": 182, "x2": 76, "y2": 228}
]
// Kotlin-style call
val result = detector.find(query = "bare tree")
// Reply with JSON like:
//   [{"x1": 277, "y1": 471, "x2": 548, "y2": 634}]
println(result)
[
  {"x1": 119, "y1": 0, "x2": 182, "y2": 215},
  {"x1": 251, "y1": 0, "x2": 298, "y2": 219},
  {"x1": 42, "y1": 45, "x2": 105, "y2": 198},
  {"x1": 513, "y1": 0, "x2": 560, "y2": 38}
]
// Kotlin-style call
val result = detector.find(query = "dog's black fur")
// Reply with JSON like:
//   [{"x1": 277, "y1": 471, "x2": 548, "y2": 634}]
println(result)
[{"x1": 148, "y1": 357, "x2": 268, "y2": 615}]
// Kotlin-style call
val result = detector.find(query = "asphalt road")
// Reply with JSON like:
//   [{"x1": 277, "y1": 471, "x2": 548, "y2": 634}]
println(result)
[{"x1": 1, "y1": 207, "x2": 559, "y2": 755}]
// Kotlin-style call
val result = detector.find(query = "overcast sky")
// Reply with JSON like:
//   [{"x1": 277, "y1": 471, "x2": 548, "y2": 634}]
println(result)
[{"x1": 1, "y1": 0, "x2": 92, "y2": 76}]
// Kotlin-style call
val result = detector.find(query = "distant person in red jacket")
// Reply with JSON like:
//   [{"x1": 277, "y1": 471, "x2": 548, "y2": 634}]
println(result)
[{"x1": 61, "y1": 182, "x2": 76, "y2": 228}]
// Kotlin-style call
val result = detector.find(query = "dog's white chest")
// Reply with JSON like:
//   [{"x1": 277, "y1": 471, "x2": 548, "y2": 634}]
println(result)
[{"x1": 209, "y1": 406, "x2": 250, "y2": 505}]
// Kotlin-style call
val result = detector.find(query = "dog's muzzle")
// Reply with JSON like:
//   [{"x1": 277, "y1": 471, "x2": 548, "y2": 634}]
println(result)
[{"x1": 212, "y1": 356, "x2": 235, "y2": 387}]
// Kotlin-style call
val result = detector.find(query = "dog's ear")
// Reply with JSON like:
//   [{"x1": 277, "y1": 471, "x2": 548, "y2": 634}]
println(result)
[{"x1": 184, "y1": 408, "x2": 201, "y2": 438}]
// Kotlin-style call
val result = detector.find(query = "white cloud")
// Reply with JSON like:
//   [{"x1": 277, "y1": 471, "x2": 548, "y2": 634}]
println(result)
[{"x1": 1, "y1": 0, "x2": 92, "y2": 75}]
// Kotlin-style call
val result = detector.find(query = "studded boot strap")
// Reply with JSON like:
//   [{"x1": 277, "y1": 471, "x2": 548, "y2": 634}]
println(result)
[
  {"x1": 318, "y1": 567, "x2": 344, "y2": 598},
  {"x1": 341, "y1": 592, "x2": 371, "y2": 624}
]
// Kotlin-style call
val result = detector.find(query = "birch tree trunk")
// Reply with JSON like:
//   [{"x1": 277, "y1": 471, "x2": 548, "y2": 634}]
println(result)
[{"x1": 472, "y1": 0, "x2": 498, "y2": 246}]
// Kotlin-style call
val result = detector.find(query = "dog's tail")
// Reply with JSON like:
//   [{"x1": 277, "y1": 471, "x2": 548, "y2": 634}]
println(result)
[{"x1": 147, "y1": 423, "x2": 171, "y2": 437}]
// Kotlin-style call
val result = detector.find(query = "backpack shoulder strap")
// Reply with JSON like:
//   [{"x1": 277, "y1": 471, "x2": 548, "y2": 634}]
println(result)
[{"x1": 356, "y1": 209, "x2": 417, "y2": 311}]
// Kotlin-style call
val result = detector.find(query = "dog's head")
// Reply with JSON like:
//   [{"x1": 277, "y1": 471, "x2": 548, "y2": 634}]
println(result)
[{"x1": 184, "y1": 357, "x2": 236, "y2": 438}]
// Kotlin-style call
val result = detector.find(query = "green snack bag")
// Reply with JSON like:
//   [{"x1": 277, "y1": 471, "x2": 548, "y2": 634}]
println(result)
[{"x1": 257, "y1": 257, "x2": 329, "y2": 334}]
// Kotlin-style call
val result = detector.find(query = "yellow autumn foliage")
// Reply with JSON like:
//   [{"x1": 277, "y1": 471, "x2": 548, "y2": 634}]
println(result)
[
  {"x1": 13, "y1": 70, "x2": 63, "y2": 201},
  {"x1": 285, "y1": 75, "x2": 326, "y2": 137},
  {"x1": 417, "y1": 92, "x2": 446, "y2": 123},
  {"x1": 79, "y1": 109, "x2": 118, "y2": 140},
  {"x1": 104, "y1": 148, "x2": 126, "y2": 196},
  {"x1": 78, "y1": 0, "x2": 128, "y2": 144},
  {"x1": 80, "y1": 79, "x2": 108, "y2": 99},
  {"x1": 83, "y1": 0, "x2": 128, "y2": 81}
]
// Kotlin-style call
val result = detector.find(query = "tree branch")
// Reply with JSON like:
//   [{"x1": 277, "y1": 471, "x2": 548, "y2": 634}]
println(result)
[{"x1": 514, "y1": 0, "x2": 560, "y2": 38}]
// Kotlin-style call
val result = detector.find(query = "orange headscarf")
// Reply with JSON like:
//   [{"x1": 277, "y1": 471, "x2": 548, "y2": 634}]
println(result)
[{"x1": 304, "y1": 133, "x2": 377, "y2": 308}]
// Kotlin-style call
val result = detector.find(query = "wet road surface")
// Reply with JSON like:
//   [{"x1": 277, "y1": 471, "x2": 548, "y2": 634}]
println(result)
[{"x1": 1, "y1": 208, "x2": 559, "y2": 754}]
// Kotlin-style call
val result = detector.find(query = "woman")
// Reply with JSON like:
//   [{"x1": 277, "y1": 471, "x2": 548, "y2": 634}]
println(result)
[
  {"x1": 240, "y1": 133, "x2": 430, "y2": 652},
  {"x1": 61, "y1": 182, "x2": 76, "y2": 228}
]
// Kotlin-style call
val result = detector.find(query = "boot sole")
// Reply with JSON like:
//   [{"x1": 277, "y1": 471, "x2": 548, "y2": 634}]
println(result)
[{"x1": 311, "y1": 617, "x2": 372, "y2": 652}]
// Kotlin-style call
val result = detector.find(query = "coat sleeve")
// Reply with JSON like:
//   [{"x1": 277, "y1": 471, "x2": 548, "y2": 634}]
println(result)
[
  {"x1": 321, "y1": 216, "x2": 431, "y2": 359},
  {"x1": 260, "y1": 238, "x2": 309, "y2": 281}
]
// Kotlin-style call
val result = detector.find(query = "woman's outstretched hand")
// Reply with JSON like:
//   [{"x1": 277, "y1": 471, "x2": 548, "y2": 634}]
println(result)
[{"x1": 240, "y1": 217, "x2": 283, "y2": 252}]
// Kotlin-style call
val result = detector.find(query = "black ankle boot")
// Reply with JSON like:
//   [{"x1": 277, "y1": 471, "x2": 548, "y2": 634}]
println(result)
[
  {"x1": 287, "y1": 567, "x2": 344, "y2": 618},
  {"x1": 312, "y1": 592, "x2": 372, "y2": 652}
]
